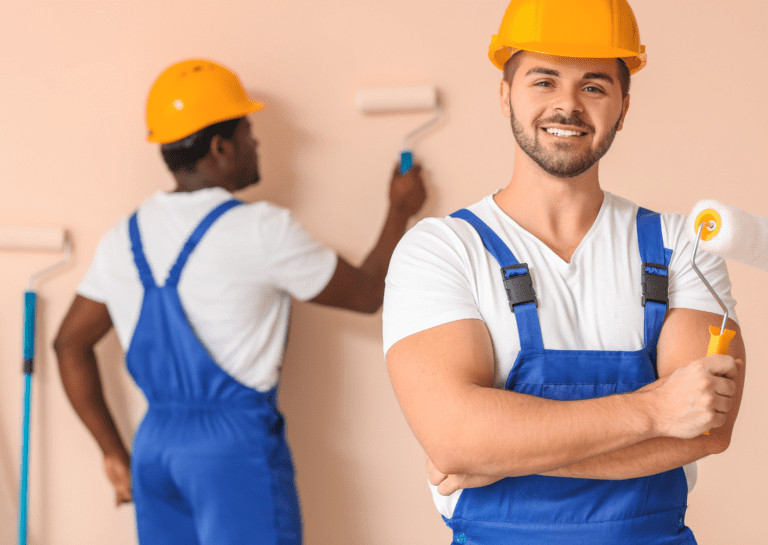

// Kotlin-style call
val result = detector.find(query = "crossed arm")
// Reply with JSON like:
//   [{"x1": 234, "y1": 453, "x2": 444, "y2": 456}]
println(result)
[{"x1": 386, "y1": 307, "x2": 744, "y2": 495}]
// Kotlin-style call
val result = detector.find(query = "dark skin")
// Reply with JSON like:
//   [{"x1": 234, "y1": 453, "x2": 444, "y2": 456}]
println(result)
[{"x1": 54, "y1": 116, "x2": 426, "y2": 505}]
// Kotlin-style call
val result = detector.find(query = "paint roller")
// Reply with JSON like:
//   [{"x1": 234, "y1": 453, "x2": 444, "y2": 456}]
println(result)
[
  {"x1": 1, "y1": 226, "x2": 71, "y2": 545},
  {"x1": 686, "y1": 199, "x2": 768, "y2": 358},
  {"x1": 355, "y1": 85, "x2": 441, "y2": 174}
]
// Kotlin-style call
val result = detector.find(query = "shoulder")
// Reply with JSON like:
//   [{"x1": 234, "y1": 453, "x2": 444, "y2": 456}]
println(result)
[
  {"x1": 395, "y1": 216, "x2": 466, "y2": 255},
  {"x1": 94, "y1": 215, "x2": 132, "y2": 257},
  {"x1": 601, "y1": 192, "x2": 641, "y2": 226},
  {"x1": 604, "y1": 192, "x2": 689, "y2": 249},
  {"x1": 392, "y1": 199, "x2": 496, "y2": 269},
  {"x1": 231, "y1": 199, "x2": 290, "y2": 220},
  {"x1": 226, "y1": 200, "x2": 304, "y2": 235}
]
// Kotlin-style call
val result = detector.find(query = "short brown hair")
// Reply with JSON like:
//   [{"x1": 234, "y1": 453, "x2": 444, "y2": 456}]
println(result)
[
  {"x1": 160, "y1": 117, "x2": 243, "y2": 173},
  {"x1": 503, "y1": 53, "x2": 631, "y2": 97}
]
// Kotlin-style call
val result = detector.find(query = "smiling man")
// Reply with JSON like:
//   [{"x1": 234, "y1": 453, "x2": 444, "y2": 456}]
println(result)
[{"x1": 383, "y1": 1, "x2": 745, "y2": 544}]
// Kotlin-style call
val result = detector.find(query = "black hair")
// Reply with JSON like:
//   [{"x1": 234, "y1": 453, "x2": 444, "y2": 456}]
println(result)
[
  {"x1": 160, "y1": 117, "x2": 243, "y2": 173},
  {"x1": 503, "y1": 54, "x2": 631, "y2": 97}
]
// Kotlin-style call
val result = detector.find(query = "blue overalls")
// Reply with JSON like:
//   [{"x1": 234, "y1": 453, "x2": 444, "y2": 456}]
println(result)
[
  {"x1": 445, "y1": 207, "x2": 695, "y2": 545},
  {"x1": 126, "y1": 199, "x2": 302, "y2": 545}
]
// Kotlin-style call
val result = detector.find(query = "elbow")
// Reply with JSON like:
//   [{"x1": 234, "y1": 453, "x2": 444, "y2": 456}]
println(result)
[
  {"x1": 349, "y1": 283, "x2": 383, "y2": 314},
  {"x1": 708, "y1": 433, "x2": 731, "y2": 455},
  {"x1": 52, "y1": 333, "x2": 87, "y2": 363},
  {"x1": 52, "y1": 335, "x2": 67, "y2": 358},
  {"x1": 426, "y1": 448, "x2": 464, "y2": 476},
  {"x1": 359, "y1": 299, "x2": 382, "y2": 314},
  {"x1": 423, "y1": 435, "x2": 485, "y2": 476},
  {"x1": 430, "y1": 448, "x2": 494, "y2": 476}
]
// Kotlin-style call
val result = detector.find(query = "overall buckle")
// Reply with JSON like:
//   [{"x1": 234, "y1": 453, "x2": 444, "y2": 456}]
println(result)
[
  {"x1": 500, "y1": 264, "x2": 537, "y2": 313},
  {"x1": 642, "y1": 262, "x2": 669, "y2": 307}
]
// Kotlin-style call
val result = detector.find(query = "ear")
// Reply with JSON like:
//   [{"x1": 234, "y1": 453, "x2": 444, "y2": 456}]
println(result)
[
  {"x1": 500, "y1": 79, "x2": 512, "y2": 118},
  {"x1": 209, "y1": 134, "x2": 236, "y2": 166},
  {"x1": 616, "y1": 94, "x2": 630, "y2": 131}
]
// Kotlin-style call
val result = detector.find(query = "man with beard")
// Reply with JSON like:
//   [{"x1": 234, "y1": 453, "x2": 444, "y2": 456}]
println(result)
[
  {"x1": 54, "y1": 59, "x2": 425, "y2": 545},
  {"x1": 383, "y1": 1, "x2": 745, "y2": 543}
]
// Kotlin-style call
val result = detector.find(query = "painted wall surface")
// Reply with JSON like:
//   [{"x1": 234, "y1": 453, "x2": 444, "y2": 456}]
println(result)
[{"x1": 1, "y1": 0, "x2": 766, "y2": 543}]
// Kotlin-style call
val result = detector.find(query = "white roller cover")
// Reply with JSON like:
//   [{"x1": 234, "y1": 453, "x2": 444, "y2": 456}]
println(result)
[
  {"x1": 355, "y1": 85, "x2": 438, "y2": 113},
  {"x1": 0, "y1": 226, "x2": 67, "y2": 251},
  {"x1": 687, "y1": 199, "x2": 768, "y2": 272}
]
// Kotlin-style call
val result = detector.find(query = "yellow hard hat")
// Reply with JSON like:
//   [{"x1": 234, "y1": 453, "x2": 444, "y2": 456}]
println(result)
[
  {"x1": 146, "y1": 59, "x2": 264, "y2": 144},
  {"x1": 489, "y1": 0, "x2": 647, "y2": 75}
]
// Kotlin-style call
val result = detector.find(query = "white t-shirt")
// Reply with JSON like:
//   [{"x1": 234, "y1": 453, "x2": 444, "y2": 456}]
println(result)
[
  {"x1": 382, "y1": 190, "x2": 737, "y2": 517},
  {"x1": 78, "y1": 187, "x2": 338, "y2": 392}
]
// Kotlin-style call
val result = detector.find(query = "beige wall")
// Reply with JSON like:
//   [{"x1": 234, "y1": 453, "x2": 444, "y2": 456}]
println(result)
[{"x1": 1, "y1": 0, "x2": 766, "y2": 543}]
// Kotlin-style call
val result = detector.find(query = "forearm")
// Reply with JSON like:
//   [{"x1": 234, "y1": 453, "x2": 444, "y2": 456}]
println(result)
[
  {"x1": 423, "y1": 385, "x2": 659, "y2": 478},
  {"x1": 389, "y1": 321, "x2": 663, "y2": 478},
  {"x1": 541, "y1": 435, "x2": 717, "y2": 480},
  {"x1": 56, "y1": 346, "x2": 128, "y2": 458}
]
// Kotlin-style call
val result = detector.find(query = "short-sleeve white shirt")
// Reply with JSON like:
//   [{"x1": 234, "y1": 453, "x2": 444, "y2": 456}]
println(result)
[
  {"x1": 382, "y1": 190, "x2": 737, "y2": 517},
  {"x1": 78, "y1": 187, "x2": 338, "y2": 392}
]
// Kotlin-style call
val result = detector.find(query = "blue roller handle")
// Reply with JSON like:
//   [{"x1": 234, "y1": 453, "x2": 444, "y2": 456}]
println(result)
[
  {"x1": 23, "y1": 292, "x2": 36, "y2": 363},
  {"x1": 400, "y1": 150, "x2": 413, "y2": 174},
  {"x1": 19, "y1": 291, "x2": 36, "y2": 545}
]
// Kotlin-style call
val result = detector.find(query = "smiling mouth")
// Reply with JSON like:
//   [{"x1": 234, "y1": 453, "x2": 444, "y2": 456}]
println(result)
[{"x1": 544, "y1": 128, "x2": 587, "y2": 137}]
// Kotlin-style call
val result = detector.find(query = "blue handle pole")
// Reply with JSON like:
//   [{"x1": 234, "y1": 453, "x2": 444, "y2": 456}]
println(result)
[
  {"x1": 400, "y1": 150, "x2": 413, "y2": 174},
  {"x1": 23, "y1": 292, "x2": 36, "y2": 365},
  {"x1": 19, "y1": 375, "x2": 32, "y2": 545},
  {"x1": 19, "y1": 291, "x2": 36, "y2": 545}
]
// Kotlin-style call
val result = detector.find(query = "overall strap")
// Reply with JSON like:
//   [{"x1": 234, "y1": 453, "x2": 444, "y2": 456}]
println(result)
[
  {"x1": 636, "y1": 207, "x2": 672, "y2": 352},
  {"x1": 451, "y1": 209, "x2": 544, "y2": 350},
  {"x1": 129, "y1": 212, "x2": 157, "y2": 289},
  {"x1": 166, "y1": 199, "x2": 244, "y2": 287}
]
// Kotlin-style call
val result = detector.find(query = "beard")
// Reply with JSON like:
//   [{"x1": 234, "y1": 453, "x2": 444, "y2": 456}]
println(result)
[{"x1": 510, "y1": 101, "x2": 621, "y2": 179}]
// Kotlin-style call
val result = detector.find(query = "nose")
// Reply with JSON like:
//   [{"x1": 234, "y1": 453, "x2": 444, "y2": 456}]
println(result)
[{"x1": 552, "y1": 86, "x2": 584, "y2": 116}]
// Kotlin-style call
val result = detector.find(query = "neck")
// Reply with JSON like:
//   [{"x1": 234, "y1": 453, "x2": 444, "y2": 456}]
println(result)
[
  {"x1": 494, "y1": 147, "x2": 604, "y2": 262},
  {"x1": 171, "y1": 172, "x2": 232, "y2": 194}
]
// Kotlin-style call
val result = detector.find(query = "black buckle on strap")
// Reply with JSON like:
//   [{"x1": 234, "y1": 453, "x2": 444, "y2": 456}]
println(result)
[
  {"x1": 501, "y1": 264, "x2": 538, "y2": 313},
  {"x1": 642, "y1": 262, "x2": 669, "y2": 307}
]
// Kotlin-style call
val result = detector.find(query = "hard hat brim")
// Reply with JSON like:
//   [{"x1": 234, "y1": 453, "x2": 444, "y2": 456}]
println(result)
[
  {"x1": 490, "y1": 43, "x2": 647, "y2": 75},
  {"x1": 147, "y1": 99, "x2": 264, "y2": 144}
]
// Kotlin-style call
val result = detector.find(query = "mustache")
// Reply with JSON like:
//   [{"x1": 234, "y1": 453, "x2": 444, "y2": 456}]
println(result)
[{"x1": 536, "y1": 115, "x2": 593, "y2": 132}]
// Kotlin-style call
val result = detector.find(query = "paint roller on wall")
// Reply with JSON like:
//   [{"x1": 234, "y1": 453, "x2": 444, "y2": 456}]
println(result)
[
  {"x1": 687, "y1": 200, "x2": 768, "y2": 358},
  {"x1": 355, "y1": 85, "x2": 441, "y2": 174},
  {"x1": 1, "y1": 226, "x2": 71, "y2": 545}
]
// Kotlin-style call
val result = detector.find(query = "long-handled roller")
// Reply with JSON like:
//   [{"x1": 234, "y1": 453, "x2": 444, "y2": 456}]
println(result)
[
  {"x1": 0, "y1": 226, "x2": 71, "y2": 545},
  {"x1": 355, "y1": 85, "x2": 441, "y2": 174},
  {"x1": 689, "y1": 199, "x2": 768, "y2": 353},
  {"x1": 690, "y1": 221, "x2": 737, "y2": 357},
  {"x1": 687, "y1": 200, "x2": 767, "y2": 435}
]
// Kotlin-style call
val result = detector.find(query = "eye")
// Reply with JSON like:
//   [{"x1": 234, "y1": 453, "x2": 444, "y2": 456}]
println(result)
[
  {"x1": 534, "y1": 81, "x2": 553, "y2": 88},
  {"x1": 584, "y1": 85, "x2": 605, "y2": 94}
]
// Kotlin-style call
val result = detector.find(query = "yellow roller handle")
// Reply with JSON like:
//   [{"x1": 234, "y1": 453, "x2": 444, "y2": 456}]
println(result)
[
  {"x1": 702, "y1": 326, "x2": 735, "y2": 435},
  {"x1": 707, "y1": 326, "x2": 736, "y2": 356}
]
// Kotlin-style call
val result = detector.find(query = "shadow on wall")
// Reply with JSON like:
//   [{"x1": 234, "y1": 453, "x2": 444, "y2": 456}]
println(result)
[
  {"x1": 234, "y1": 91, "x2": 306, "y2": 208},
  {"x1": 280, "y1": 304, "x2": 385, "y2": 544}
]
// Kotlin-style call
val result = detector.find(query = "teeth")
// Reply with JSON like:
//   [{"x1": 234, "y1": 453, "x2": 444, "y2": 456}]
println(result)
[{"x1": 546, "y1": 128, "x2": 584, "y2": 137}]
